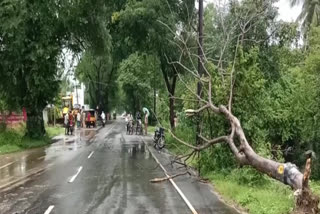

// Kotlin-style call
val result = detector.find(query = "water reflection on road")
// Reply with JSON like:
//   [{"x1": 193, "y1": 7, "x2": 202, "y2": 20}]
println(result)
[{"x1": 0, "y1": 129, "x2": 96, "y2": 188}]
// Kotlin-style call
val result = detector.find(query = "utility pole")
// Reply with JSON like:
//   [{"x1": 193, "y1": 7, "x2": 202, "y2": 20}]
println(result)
[
  {"x1": 196, "y1": 0, "x2": 204, "y2": 145},
  {"x1": 198, "y1": 0, "x2": 204, "y2": 82},
  {"x1": 74, "y1": 77, "x2": 79, "y2": 105},
  {"x1": 154, "y1": 69, "x2": 157, "y2": 117},
  {"x1": 196, "y1": 0, "x2": 204, "y2": 176}
]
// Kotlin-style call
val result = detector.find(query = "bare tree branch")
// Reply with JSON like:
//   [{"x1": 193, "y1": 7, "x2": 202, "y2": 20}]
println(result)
[{"x1": 228, "y1": 35, "x2": 241, "y2": 112}]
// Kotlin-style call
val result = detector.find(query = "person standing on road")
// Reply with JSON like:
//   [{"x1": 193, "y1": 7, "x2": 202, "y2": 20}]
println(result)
[
  {"x1": 125, "y1": 113, "x2": 129, "y2": 131},
  {"x1": 81, "y1": 107, "x2": 86, "y2": 128},
  {"x1": 64, "y1": 113, "x2": 69, "y2": 135},
  {"x1": 101, "y1": 111, "x2": 106, "y2": 127},
  {"x1": 136, "y1": 111, "x2": 142, "y2": 125},
  {"x1": 142, "y1": 107, "x2": 149, "y2": 135},
  {"x1": 77, "y1": 111, "x2": 81, "y2": 128},
  {"x1": 86, "y1": 111, "x2": 91, "y2": 128},
  {"x1": 68, "y1": 110, "x2": 74, "y2": 135}
]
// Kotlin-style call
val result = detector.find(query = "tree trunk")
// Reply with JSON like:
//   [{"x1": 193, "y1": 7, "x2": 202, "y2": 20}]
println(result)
[
  {"x1": 160, "y1": 59, "x2": 178, "y2": 130},
  {"x1": 169, "y1": 96, "x2": 175, "y2": 129},
  {"x1": 217, "y1": 105, "x2": 319, "y2": 213},
  {"x1": 105, "y1": 90, "x2": 109, "y2": 113},
  {"x1": 26, "y1": 108, "x2": 45, "y2": 138},
  {"x1": 169, "y1": 74, "x2": 177, "y2": 130}
]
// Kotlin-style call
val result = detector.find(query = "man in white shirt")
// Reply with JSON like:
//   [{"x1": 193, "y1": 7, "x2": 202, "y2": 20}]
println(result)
[
  {"x1": 64, "y1": 113, "x2": 69, "y2": 135},
  {"x1": 77, "y1": 111, "x2": 81, "y2": 128}
]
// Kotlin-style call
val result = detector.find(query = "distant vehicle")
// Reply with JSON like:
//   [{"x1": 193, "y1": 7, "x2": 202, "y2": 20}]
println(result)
[
  {"x1": 84, "y1": 109, "x2": 96, "y2": 128},
  {"x1": 62, "y1": 95, "x2": 73, "y2": 117}
]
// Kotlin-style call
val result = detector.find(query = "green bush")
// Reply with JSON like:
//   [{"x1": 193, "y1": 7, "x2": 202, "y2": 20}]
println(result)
[
  {"x1": 0, "y1": 130, "x2": 23, "y2": 146},
  {"x1": 229, "y1": 167, "x2": 270, "y2": 187},
  {"x1": 0, "y1": 125, "x2": 63, "y2": 154},
  {"x1": 0, "y1": 122, "x2": 6, "y2": 132}
]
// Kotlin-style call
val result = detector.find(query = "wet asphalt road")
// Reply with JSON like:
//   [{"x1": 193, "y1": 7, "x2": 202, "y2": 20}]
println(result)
[{"x1": 0, "y1": 120, "x2": 240, "y2": 214}]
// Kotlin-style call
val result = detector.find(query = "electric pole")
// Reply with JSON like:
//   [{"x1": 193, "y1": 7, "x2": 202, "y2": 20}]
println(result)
[
  {"x1": 196, "y1": 0, "x2": 204, "y2": 176},
  {"x1": 196, "y1": 0, "x2": 204, "y2": 145}
]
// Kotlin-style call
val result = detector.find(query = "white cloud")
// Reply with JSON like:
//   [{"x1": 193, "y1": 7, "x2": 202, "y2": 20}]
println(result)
[
  {"x1": 274, "y1": 0, "x2": 302, "y2": 22},
  {"x1": 202, "y1": 0, "x2": 302, "y2": 22}
]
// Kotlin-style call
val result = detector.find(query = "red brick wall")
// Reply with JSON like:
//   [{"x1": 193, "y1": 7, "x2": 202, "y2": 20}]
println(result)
[{"x1": 0, "y1": 108, "x2": 27, "y2": 125}]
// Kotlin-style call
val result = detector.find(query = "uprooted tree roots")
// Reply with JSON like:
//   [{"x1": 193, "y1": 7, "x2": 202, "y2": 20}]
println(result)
[
  {"x1": 293, "y1": 157, "x2": 319, "y2": 214},
  {"x1": 294, "y1": 188, "x2": 319, "y2": 214}
]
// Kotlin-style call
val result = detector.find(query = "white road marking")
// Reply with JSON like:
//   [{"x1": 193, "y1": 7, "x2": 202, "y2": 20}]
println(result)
[
  {"x1": 44, "y1": 205, "x2": 54, "y2": 214},
  {"x1": 88, "y1": 151, "x2": 94, "y2": 159},
  {"x1": 0, "y1": 161, "x2": 15, "y2": 170},
  {"x1": 141, "y1": 137, "x2": 198, "y2": 214},
  {"x1": 68, "y1": 166, "x2": 83, "y2": 183},
  {"x1": 104, "y1": 124, "x2": 116, "y2": 138}
]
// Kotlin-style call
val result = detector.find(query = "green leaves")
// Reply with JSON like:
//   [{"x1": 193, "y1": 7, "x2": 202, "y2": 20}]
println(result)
[{"x1": 118, "y1": 52, "x2": 160, "y2": 112}]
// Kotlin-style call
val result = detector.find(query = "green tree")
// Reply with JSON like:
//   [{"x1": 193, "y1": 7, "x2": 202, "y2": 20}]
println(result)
[
  {"x1": 0, "y1": 0, "x2": 65, "y2": 138},
  {"x1": 112, "y1": 0, "x2": 195, "y2": 129},
  {"x1": 75, "y1": 50, "x2": 116, "y2": 112},
  {"x1": 118, "y1": 52, "x2": 160, "y2": 115},
  {"x1": 0, "y1": 0, "x2": 114, "y2": 138}
]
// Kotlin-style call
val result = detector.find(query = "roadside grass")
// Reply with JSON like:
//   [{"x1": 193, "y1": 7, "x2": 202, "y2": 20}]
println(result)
[
  {"x1": 164, "y1": 128, "x2": 320, "y2": 214},
  {"x1": 46, "y1": 126, "x2": 64, "y2": 138},
  {"x1": 205, "y1": 172, "x2": 294, "y2": 214},
  {"x1": 0, "y1": 124, "x2": 64, "y2": 155},
  {"x1": 147, "y1": 126, "x2": 156, "y2": 134},
  {"x1": 310, "y1": 180, "x2": 320, "y2": 197}
]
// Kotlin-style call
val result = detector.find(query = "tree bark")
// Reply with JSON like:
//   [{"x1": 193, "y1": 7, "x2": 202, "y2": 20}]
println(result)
[
  {"x1": 217, "y1": 105, "x2": 305, "y2": 189},
  {"x1": 26, "y1": 108, "x2": 45, "y2": 138},
  {"x1": 215, "y1": 105, "x2": 320, "y2": 212},
  {"x1": 160, "y1": 59, "x2": 178, "y2": 130},
  {"x1": 169, "y1": 74, "x2": 177, "y2": 130},
  {"x1": 105, "y1": 90, "x2": 109, "y2": 113}
]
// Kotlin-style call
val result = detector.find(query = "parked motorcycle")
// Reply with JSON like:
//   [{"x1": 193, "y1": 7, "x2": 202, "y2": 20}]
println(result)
[{"x1": 153, "y1": 127, "x2": 165, "y2": 150}]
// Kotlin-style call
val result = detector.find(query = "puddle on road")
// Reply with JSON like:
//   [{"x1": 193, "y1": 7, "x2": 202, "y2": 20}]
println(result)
[
  {"x1": 0, "y1": 129, "x2": 97, "y2": 185},
  {"x1": 121, "y1": 142, "x2": 151, "y2": 161}
]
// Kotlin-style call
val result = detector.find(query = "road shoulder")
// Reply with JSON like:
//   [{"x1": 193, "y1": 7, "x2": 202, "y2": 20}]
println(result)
[{"x1": 141, "y1": 135, "x2": 243, "y2": 214}]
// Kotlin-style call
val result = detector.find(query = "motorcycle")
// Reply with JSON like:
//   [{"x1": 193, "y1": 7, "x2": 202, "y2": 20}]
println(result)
[
  {"x1": 153, "y1": 127, "x2": 165, "y2": 150},
  {"x1": 136, "y1": 119, "x2": 143, "y2": 135},
  {"x1": 127, "y1": 120, "x2": 134, "y2": 135}
]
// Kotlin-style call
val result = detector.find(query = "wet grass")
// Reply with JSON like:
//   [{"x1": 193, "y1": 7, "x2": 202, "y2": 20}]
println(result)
[
  {"x1": 205, "y1": 172, "x2": 294, "y2": 214},
  {"x1": 310, "y1": 180, "x2": 320, "y2": 197},
  {"x1": 204, "y1": 172, "x2": 320, "y2": 214},
  {"x1": 0, "y1": 125, "x2": 64, "y2": 154},
  {"x1": 46, "y1": 126, "x2": 64, "y2": 138},
  {"x1": 147, "y1": 126, "x2": 156, "y2": 135},
  {"x1": 164, "y1": 131, "x2": 320, "y2": 214}
]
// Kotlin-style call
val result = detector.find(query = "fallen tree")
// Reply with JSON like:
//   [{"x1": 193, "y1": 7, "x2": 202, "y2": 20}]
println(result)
[
  {"x1": 166, "y1": 70, "x2": 320, "y2": 213},
  {"x1": 155, "y1": 1, "x2": 320, "y2": 212}
]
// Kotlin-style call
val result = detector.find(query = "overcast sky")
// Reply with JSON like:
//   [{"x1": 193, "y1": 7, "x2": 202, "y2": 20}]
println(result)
[{"x1": 203, "y1": 0, "x2": 302, "y2": 22}]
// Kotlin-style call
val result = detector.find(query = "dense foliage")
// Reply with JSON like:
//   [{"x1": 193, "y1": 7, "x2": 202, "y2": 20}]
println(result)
[
  {"x1": 1, "y1": 0, "x2": 320, "y2": 199},
  {"x1": 163, "y1": 1, "x2": 320, "y2": 181}
]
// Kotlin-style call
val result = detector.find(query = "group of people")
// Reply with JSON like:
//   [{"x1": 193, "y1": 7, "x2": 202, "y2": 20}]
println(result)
[
  {"x1": 64, "y1": 107, "x2": 107, "y2": 135},
  {"x1": 125, "y1": 110, "x2": 149, "y2": 135},
  {"x1": 64, "y1": 110, "x2": 77, "y2": 135}
]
